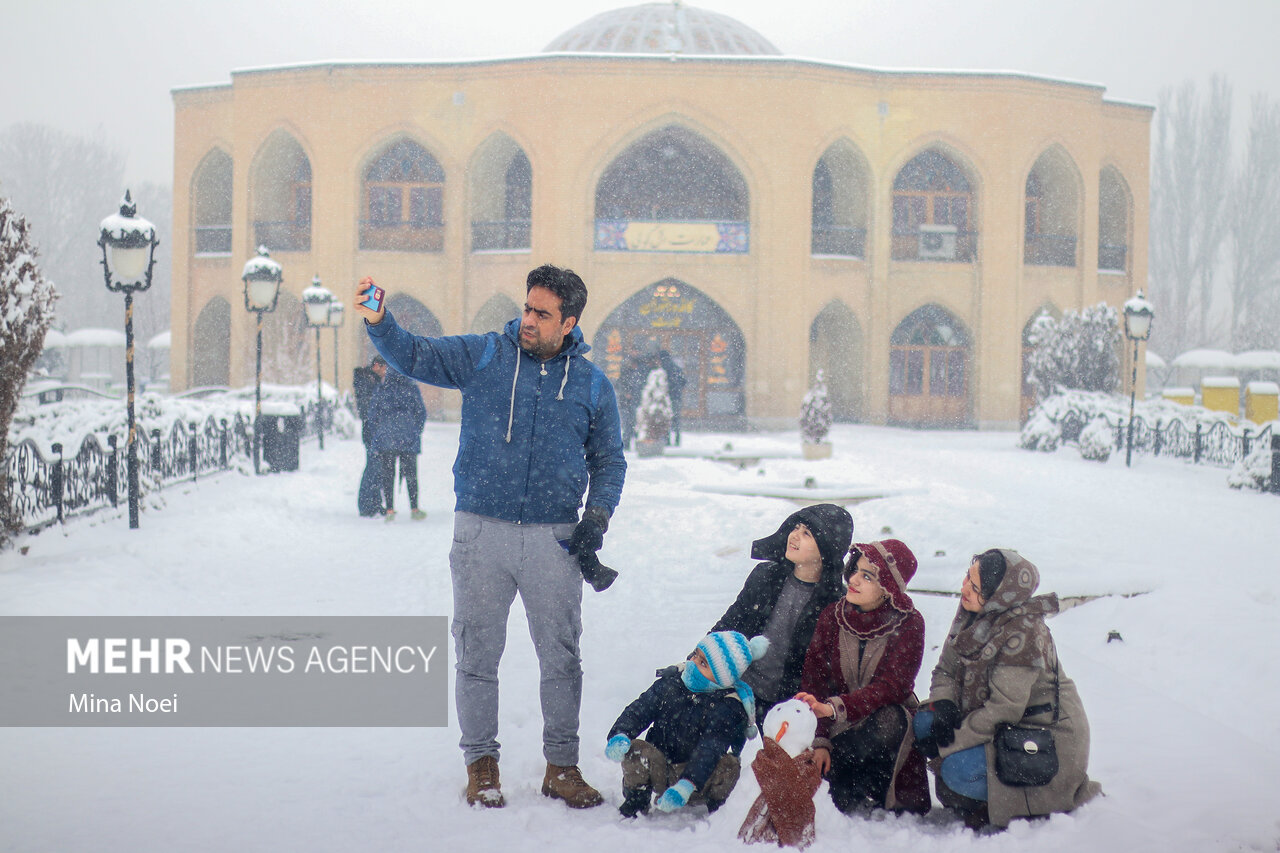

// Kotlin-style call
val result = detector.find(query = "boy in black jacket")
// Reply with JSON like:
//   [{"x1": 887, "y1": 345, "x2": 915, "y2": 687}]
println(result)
[{"x1": 605, "y1": 631, "x2": 769, "y2": 818}]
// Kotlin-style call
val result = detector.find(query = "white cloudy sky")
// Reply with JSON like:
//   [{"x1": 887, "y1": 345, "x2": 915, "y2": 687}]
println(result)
[{"x1": 2, "y1": 0, "x2": 1278, "y2": 186}]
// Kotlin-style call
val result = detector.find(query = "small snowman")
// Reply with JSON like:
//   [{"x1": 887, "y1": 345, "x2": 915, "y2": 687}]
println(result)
[{"x1": 738, "y1": 698, "x2": 822, "y2": 848}]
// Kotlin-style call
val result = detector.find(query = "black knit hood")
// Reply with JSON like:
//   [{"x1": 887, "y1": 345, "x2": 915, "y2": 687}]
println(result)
[{"x1": 750, "y1": 503, "x2": 853, "y2": 584}]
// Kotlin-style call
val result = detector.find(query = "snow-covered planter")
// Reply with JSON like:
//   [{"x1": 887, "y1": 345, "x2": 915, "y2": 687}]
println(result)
[
  {"x1": 635, "y1": 367, "x2": 672, "y2": 457},
  {"x1": 1227, "y1": 444, "x2": 1274, "y2": 491},
  {"x1": 1078, "y1": 418, "x2": 1114, "y2": 462},
  {"x1": 800, "y1": 370, "x2": 833, "y2": 458}
]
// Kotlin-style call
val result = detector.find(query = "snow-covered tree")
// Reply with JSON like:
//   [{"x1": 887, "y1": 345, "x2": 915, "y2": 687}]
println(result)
[
  {"x1": 800, "y1": 369, "x2": 833, "y2": 445},
  {"x1": 1, "y1": 197, "x2": 58, "y2": 544},
  {"x1": 1026, "y1": 304, "x2": 1121, "y2": 400},
  {"x1": 636, "y1": 367, "x2": 672, "y2": 443}
]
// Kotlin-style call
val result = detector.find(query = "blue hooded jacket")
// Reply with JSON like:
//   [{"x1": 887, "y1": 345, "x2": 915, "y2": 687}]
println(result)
[{"x1": 366, "y1": 311, "x2": 626, "y2": 524}]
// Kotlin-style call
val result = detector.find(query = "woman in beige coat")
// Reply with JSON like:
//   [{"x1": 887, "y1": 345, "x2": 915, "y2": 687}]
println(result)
[{"x1": 914, "y1": 549, "x2": 1101, "y2": 829}]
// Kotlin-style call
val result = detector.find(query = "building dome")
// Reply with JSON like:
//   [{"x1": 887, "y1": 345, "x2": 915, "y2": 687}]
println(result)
[{"x1": 544, "y1": 2, "x2": 781, "y2": 56}]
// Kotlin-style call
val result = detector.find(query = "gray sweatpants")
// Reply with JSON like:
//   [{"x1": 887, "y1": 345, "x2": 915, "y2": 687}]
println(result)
[{"x1": 449, "y1": 511, "x2": 583, "y2": 767}]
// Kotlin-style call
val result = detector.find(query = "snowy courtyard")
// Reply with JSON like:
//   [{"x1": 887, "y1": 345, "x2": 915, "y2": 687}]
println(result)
[{"x1": 2, "y1": 423, "x2": 1279, "y2": 852}]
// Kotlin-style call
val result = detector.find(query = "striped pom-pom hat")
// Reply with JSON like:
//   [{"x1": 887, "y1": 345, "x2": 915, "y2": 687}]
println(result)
[{"x1": 695, "y1": 631, "x2": 770, "y2": 738}]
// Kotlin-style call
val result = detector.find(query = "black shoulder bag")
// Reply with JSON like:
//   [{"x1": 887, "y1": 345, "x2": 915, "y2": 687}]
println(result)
[{"x1": 992, "y1": 663, "x2": 1060, "y2": 787}]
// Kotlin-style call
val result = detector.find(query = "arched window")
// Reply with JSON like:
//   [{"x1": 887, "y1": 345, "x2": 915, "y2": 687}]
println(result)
[
  {"x1": 891, "y1": 150, "x2": 975, "y2": 262},
  {"x1": 193, "y1": 149, "x2": 233, "y2": 255},
  {"x1": 1024, "y1": 148, "x2": 1080, "y2": 266},
  {"x1": 250, "y1": 131, "x2": 312, "y2": 252},
  {"x1": 469, "y1": 134, "x2": 531, "y2": 252},
  {"x1": 1099, "y1": 167, "x2": 1130, "y2": 272},
  {"x1": 192, "y1": 297, "x2": 231, "y2": 386},
  {"x1": 889, "y1": 304, "x2": 971, "y2": 426},
  {"x1": 594, "y1": 126, "x2": 748, "y2": 253},
  {"x1": 360, "y1": 139, "x2": 445, "y2": 252},
  {"x1": 811, "y1": 142, "x2": 869, "y2": 258}
]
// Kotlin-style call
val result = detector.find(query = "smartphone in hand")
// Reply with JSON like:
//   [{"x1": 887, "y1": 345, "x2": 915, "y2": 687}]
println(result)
[{"x1": 360, "y1": 284, "x2": 385, "y2": 313}]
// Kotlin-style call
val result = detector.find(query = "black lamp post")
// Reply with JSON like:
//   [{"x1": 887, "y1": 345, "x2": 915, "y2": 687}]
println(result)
[
  {"x1": 302, "y1": 276, "x2": 335, "y2": 450},
  {"x1": 327, "y1": 300, "x2": 345, "y2": 405},
  {"x1": 98, "y1": 190, "x2": 158, "y2": 530},
  {"x1": 242, "y1": 246, "x2": 283, "y2": 474},
  {"x1": 1123, "y1": 289, "x2": 1155, "y2": 468}
]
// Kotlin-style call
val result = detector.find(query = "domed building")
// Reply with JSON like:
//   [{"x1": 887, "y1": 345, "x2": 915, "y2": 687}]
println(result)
[{"x1": 171, "y1": 1, "x2": 1150, "y2": 429}]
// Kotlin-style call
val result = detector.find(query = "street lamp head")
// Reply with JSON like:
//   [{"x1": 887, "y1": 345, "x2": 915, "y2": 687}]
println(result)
[
  {"x1": 1124, "y1": 289, "x2": 1155, "y2": 341},
  {"x1": 99, "y1": 190, "x2": 159, "y2": 293},
  {"x1": 242, "y1": 245, "x2": 284, "y2": 313},
  {"x1": 302, "y1": 274, "x2": 335, "y2": 327},
  {"x1": 327, "y1": 301, "x2": 345, "y2": 328}
]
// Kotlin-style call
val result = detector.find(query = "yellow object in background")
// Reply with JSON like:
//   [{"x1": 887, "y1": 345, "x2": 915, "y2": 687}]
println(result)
[
  {"x1": 1201, "y1": 377, "x2": 1241, "y2": 417},
  {"x1": 1161, "y1": 388, "x2": 1195, "y2": 406},
  {"x1": 1245, "y1": 382, "x2": 1279, "y2": 424}
]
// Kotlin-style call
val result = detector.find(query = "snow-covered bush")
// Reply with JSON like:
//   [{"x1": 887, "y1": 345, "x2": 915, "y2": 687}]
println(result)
[
  {"x1": 1026, "y1": 304, "x2": 1121, "y2": 400},
  {"x1": 1078, "y1": 418, "x2": 1114, "y2": 462},
  {"x1": 800, "y1": 370, "x2": 833, "y2": 445},
  {"x1": 636, "y1": 367, "x2": 672, "y2": 443},
  {"x1": 1228, "y1": 444, "x2": 1274, "y2": 491},
  {"x1": 1019, "y1": 408, "x2": 1062, "y2": 452},
  {"x1": 1, "y1": 197, "x2": 58, "y2": 544}
]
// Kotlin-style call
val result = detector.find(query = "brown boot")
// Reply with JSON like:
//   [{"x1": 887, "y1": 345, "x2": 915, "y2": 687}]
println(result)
[
  {"x1": 465, "y1": 756, "x2": 505, "y2": 808},
  {"x1": 541, "y1": 763, "x2": 604, "y2": 809}
]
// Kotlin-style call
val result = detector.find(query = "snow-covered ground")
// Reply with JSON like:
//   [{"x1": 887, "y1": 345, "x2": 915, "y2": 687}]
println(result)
[{"x1": 2, "y1": 423, "x2": 1278, "y2": 853}]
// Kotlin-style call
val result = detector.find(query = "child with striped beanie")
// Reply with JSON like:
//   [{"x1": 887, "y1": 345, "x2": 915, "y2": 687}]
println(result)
[{"x1": 605, "y1": 631, "x2": 770, "y2": 818}]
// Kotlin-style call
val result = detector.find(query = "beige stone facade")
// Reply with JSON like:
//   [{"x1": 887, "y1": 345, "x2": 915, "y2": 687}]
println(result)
[{"x1": 171, "y1": 40, "x2": 1150, "y2": 429}]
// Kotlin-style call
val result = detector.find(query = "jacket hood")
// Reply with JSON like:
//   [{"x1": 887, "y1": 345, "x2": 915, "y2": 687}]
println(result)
[
  {"x1": 853, "y1": 539, "x2": 918, "y2": 614},
  {"x1": 502, "y1": 317, "x2": 591, "y2": 358},
  {"x1": 751, "y1": 504, "x2": 853, "y2": 583}
]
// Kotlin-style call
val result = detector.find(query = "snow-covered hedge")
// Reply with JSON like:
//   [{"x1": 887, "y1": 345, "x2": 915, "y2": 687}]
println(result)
[
  {"x1": 1228, "y1": 445, "x2": 1274, "y2": 491},
  {"x1": 1078, "y1": 418, "x2": 1114, "y2": 462},
  {"x1": 799, "y1": 370, "x2": 833, "y2": 445},
  {"x1": 636, "y1": 368, "x2": 672, "y2": 443}
]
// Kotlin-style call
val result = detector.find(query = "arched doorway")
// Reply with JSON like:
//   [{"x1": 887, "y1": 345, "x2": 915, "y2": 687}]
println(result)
[
  {"x1": 1021, "y1": 304, "x2": 1061, "y2": 423},
  {"x1": 888, "y1": 305, "x2": 971, "y2": 427},
  {"x1": 594, "y1": 279, "x2": 746, "y2": 429},
  {"x1": 192, "y1": 297, "x2": 231, "y2": 386},
  {"x1": 470, "y1": 293, "x2": 519, "y2": 334},
  {"x1": 809, "y1": 301, "x2": 863, "y2": 421}
]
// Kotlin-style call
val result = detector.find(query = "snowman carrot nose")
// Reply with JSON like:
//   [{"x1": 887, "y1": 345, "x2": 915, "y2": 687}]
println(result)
[{"x1": 775, "y1": 720, "x2": 789, "y2": 742}]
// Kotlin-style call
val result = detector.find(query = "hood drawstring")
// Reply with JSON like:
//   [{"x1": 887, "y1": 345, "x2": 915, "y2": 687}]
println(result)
[
  {"x1": 558, "y1": 356, "x2": 571, "y2": 400},
  {"x1": 505, "y1": 352, "x2": 521, "y2": 443},
  {"x1": 505, "y1": 351, "x2": 571, "y2": 442}
]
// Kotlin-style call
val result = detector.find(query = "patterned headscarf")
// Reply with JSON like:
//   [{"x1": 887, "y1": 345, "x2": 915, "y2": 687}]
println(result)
[{"x1": 945, "y1": 549, "x2": 1059, "y2": 715}]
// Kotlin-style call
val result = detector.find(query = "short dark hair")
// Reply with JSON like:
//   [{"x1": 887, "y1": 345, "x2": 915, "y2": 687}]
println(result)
[
  {"x1": 971, "y1": 549, "x2": 1008, "y2": 599},
  {"x1": 526, "y1": 264, "x2": 587, "y2": 323}
]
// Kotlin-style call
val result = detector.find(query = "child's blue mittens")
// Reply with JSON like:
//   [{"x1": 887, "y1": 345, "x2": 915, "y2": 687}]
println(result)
[
  {"x1": 605, "y1": 734, "x2": 631, "y2": 762},
  {"x1": 654, "y1": 778, "x2": 696, "y2": 812}
]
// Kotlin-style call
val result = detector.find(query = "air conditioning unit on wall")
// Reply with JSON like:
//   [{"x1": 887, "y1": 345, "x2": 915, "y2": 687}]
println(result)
[{"x1": 918, "y1": 224, "x2": 958, "y2": 260}]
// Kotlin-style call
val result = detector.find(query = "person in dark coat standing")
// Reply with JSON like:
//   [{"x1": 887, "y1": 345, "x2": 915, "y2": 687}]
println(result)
[
  {"x1": 711, "y1": 504, "x2": 854, "y2": 717},
  {"x1": 657, "y1": 349, "x2": 685, "y2": 445},
  {"x1": 368, "y1": 355, "x2": 427, "y2": 521},
  {"x1": 352, "y1": 363, "x2": 383, "y2": 517}
]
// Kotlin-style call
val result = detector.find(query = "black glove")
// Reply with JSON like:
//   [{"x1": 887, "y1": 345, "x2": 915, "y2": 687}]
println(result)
[
  {"x1": 568, "y1": 506, "x2": 609, "y2": 556},
  {"x1": 928, "y1": 699, "x2": 962, "y2": 748},
  {"x1": 577, "y1": 549, "x2": 618, "y2": 592},
  {"x1": 915, "y1": 732, "x2": 940, "y2": 759}
]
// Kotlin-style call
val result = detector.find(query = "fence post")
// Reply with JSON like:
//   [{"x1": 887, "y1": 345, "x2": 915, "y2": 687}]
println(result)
[
  {"x1": 1153, "y1": 420, "x2": 1163, "y2": 457},
  {"x1": 189, "y1": 421, "x2": 199, "y2": 482},
  {"x1": 1194, "y1": 423, "x2": 1203, "y2": 464},
  {"x1": 106, "y1": 435, "x2": 119, "y2": 508},
  {"x1": 51, "y1": 442, "x2": 64, "y2": 524},
  {"x1": 219, "y1": 419, "x2": 228, "y2": 468},
  {"x1": 1115, "y1": 419, "x2": 1125, "y2": 450},
  {"x1": 1242, "y1": 428, "x2": 1252, "y2": 459},
  {"x1": 1271, "y1": 435, "x2": 1280, "y2": 495},
  {"x1": 151, "y1": 428, "x2": 162, "y2": 475}
]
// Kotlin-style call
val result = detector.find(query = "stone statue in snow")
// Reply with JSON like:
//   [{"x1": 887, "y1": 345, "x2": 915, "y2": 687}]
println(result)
[
  {"x1": 800, "y1": 371, "x2": 833, "y2": 458},
  {"x1": 636, "y1": 366, "x2": 673, "y2": 445},
  {"x1": 738, "y1": 698, "x2": 822, "y2": 848}
]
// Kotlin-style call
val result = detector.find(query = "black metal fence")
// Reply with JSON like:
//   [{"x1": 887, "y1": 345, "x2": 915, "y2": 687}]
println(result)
[
  {"x1": 6, "y1": 414, "x2": 251, "y2": 532},
  {"x1": 1052, "y1": 406, "x2": 1275, "y2": 468}
]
